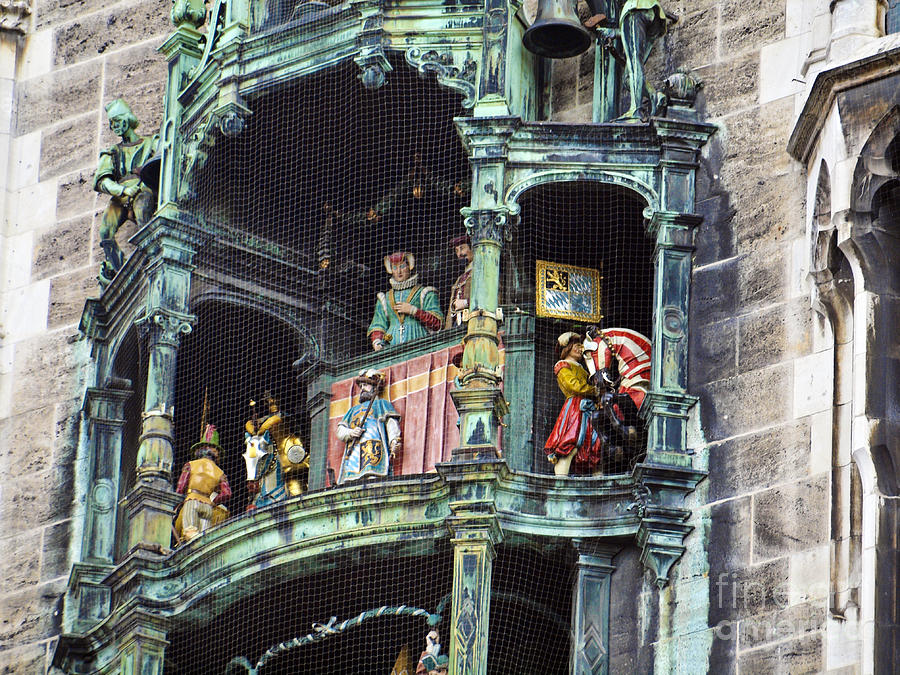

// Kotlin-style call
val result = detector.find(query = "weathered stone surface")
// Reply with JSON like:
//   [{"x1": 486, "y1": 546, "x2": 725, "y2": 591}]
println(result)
[
  {"x1": 689, "y1": 316, "x2": 736, "y2": 387},
  {"x1": 664, "y1": 6, "x2": 719, "y2": 73},
  {"x1": 0, "y1": 642, "x2": 47, "y2": 675},
  {"x1": 734, "y1": 172, "x2": 806, "y2": 256},
  {"x1": 11, "y1": 332, "x2": 89, "y2": 417},
  {"x1": 609, "y1": 546, "x2": 643, "y2": 657},
  {"x1": 709, "y1": 555, "x2": 790, "y2": 625},
  {"x1": 738, "y1": 600, "x2": 826, "y2": 649},
  {"x1": 34, "y1": 0, "x2": 108, "y2": 30},
  {"x1": 53, "y1": 0, "x2": 170, "y2": 66},
  {"x1": 48, "y1": 267, "x2": 96, "y2": 328},
  {"x1": 720, "y1": 0, "x2": 786, "y2": 58},
  {"x1": 0, "y1": 407, "x2": 55, "y2": 483},
  {"x1": 56, "y1": 169, "x2": 96, "y2": 221},
  {"x1": 738, "y1": 298, "x2": 813, "y2": 373},
  {"x1": 694, "y1": 191, "x2": 737, "y2": 268},
  {"x1": 32, "y1": 216, "x2": 92, "y2": 281},
  {"x1": 14, "y1": 62, "x2": 101, "y2": 136},
  {"x1": 0, "y1": 579, "x2": 65, "y2": 649},
  {"x1": 707, "y1": 421, "x2": 811, "y2": 503},
  {"x1": 753, "y1": 476, "x2": 829, "y2": 561},
  {"x1": 39, "y1": 113, "x2": 97, "y2": 181},
  {"x1": 700, "y1": 51, "x2": 759, "y2": 120},
  {"x1": 550, "y1": 56, "x2": 578, "y2": 117},
  {"x1": 40, "y1": 520, "x2": 72, "y2": 582},
  {"x1": 692, "y1": 257, "x2": 739, "y2": 327},
  {"x1": 0, "y1": 533, "x2": 41, "y2": 596},
  {"x1": 736, "y1": 633, "x2": 823, "y2": 674},
  {"x1": 736, "y1": 247, "x2": 790, "y2": 315},
  {"x1": 707, "y1": 497, "x2": 752, "y2": 577},
  {"x1": 102, "y1": 39, "x2": 167, "y2": 138},
  {"x1": 698, "y1": 363, "x2": 791, "y2": 441}
]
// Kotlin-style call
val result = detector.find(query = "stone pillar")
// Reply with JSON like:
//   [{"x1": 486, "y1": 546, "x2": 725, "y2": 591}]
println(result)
[
  {"x1": 500, "y1": 311, "x2": 534, "y2": 470},
  {"x1": 642, "y1": 210, "x2": 701, "y2": 465},
  {"x1": 829, "y1": 0, "x2": 884, "y2": 62},
  {"x1": 82, "y1": 383, "x2": 132, "y2": 563},
  {"x1": 570, "y1": 541, "x2": 618, "y2": 675},
  {"x1": 446, "y1": 501, "x2": 503, "y2": 675},
  {"x1": 475, "y1": 0, "x2": 512, "y2": 116},
  {"x1": 307, "y1": 371, "x2": 333, "y2": 490},
  {"x1": 115, "y1": 607, "x2": 170, "y2": 675}
]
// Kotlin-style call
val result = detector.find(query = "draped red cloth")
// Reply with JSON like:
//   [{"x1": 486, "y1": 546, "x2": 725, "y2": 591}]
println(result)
[{"x1": 326, "y1": 343, "x2": 467, "y2": 484}]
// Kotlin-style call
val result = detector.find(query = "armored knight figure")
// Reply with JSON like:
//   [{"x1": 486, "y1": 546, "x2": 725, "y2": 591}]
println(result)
[
  {"x1": 93, "y1": 99, "x2": 158, "y2": 285},
  {"x1": 368, "y1": 251, "x2": 443, "y2": 350},
  {"x1": 174, "y1": 424, "x2": 231, "y2": 543},
  {"x1": 335, "y1": 370, "x2": 402, "y2": 484},
  {"x1": 244, "y1": 394, "x2": 309, "y2": 497},
  {"x1": 445, "y1": 234, "x2": 473, "y2": 328}
]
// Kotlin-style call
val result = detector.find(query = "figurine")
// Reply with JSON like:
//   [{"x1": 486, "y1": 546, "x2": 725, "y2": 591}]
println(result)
[
  {"x1": 244, "y1": 395, "x2": 309, "y2": 498},
  {"x1": 416, "y1": 630, "x2": 449, "y2": 674},
  {"x1": 596, "y1": 1, "x2": 667, "y2": 120},
  {"x1": 243, "y1": 431, "x2": 285, "y2": 510},
  {"x1": 174, "y1": 424, "x2": 231, "y2": 543},
  {"x1": 445, "y1": 235, "x2": 473, "y2": 328},
  {"x1": 335, "y1": 369, "x2": 402, "y2": 484},
  {"x1": 368, "y1": 251, "x2": 443, "y2": 350},
  {"x1": 583, "y1": 327, "x2": 650, "y2": 468},
  {"x1": 543, "y1": 332, "x2": 604, "y2": 476},
  {"x1": 93, "y1": 99, "x2": 158, "y2": 285}
]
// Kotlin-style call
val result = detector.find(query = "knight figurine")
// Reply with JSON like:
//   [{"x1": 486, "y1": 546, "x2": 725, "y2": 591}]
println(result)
[
  {"x1": 335, "y1": 369, "x2": 402, "y2": 484},
  {"x1": 368, "y1": 251, "x2": 443, "y2": 350},
  {"x1": 174, "y1": 424, "x2": 231, "y2": 543},
  {"x1": 93, "y1": 99, "x2": 158, "y2": 286},
  {"x1": 244, "y1": 394, "x2": 309, "y2": 497}
]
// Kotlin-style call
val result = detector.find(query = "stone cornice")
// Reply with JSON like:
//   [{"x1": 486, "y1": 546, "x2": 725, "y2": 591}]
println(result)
[{"x1": 788, "y1": 43, "x2": 900, "y2": 163}]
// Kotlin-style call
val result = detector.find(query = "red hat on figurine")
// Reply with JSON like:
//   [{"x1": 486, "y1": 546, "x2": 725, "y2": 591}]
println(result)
[{"x1": 384, "y1": 251, "x2": 415, "y2": 274}]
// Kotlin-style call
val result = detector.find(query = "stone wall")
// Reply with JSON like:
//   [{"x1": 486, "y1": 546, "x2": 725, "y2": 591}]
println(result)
[
  {"x1": 0, "y1": 1, "x2": 169, "y2": 670},
  {"x1": 549, "y1": 1, "x2": 846, "y2": 672}
]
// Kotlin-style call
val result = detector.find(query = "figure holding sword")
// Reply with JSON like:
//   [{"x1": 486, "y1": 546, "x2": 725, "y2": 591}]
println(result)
[{"x1": 335, "y1": 369, "x2": 403, "y2": 484}]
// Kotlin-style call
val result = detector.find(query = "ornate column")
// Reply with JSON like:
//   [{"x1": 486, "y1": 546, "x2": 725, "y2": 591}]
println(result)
[
  {"x1": 115, "y1": 608, "x2": 170, "y2": 675},
  {"x1": 570, "y1": 541, "x2": 619, "y2": 675},
  {"x1": 122, "y1": 221, "x2": 197, "y2": 552},
  {"x1": 452, "y1": 117, "x2": 519, "y2": 461},
  {"x1": 306, "y1": 369, "x2": 333, "y2": 490},
  {"x1": 446, "y1": 496, "x2": 503, "y2": 675}
]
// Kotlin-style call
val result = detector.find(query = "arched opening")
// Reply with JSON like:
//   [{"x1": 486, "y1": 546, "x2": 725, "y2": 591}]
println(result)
[{"x1": 509, "y1": 180, "x2": 653, "y2": 475}]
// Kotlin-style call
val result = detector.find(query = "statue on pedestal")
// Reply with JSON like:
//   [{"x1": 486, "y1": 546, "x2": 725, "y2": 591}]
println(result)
[
  {"x1": 335, "y1": 370, "x2": 402, "y2": 484},
  {"x1": 93, "y1": 99, "x2": 158, "y2": 285},
  {"x1": 174, "y1": 424, "x2": 231, "y2": 543},
  {"x1": 368, "y1": 252, "x2": 443, "y2": 350},
  {"x1": 445, "y1": 235, "x2": 473, "y2": 328}
]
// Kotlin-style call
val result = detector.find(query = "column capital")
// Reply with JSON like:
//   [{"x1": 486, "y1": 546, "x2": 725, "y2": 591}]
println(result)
[
  {"x1": 461, "y1": 207, "x2": 514, "y2": 246},
  {"x1": 136, "y1": 308, "x2": 195, "y2": 348}
]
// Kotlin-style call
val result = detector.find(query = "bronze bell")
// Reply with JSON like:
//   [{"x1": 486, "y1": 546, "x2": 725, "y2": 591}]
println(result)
[{"x1": 523, "y1": 0, "x2": 593, "y2": 59}]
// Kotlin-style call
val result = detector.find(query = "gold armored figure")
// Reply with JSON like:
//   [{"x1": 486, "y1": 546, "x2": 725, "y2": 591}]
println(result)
[
  {"x1": 174, "y1": 424, "x2": 231, "y2": 543},
  {"x1": 245, "y1": 394, "x2": 309, "y2": 496}
]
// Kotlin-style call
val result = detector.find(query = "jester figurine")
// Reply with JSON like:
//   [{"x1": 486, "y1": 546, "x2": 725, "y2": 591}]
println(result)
[
  {"x1": 368, "y1": 251, "x2": 443, "y2": 350},
  {"x1": 174, "y1": 424, "x2": 231, "y2": 543},
  {"x1": 244, "y1": 394, "x2": 309, "y2": 498},
  {"x1": 93, "y1": 99, "x2": 158, "y2": 285},
  {"x1": 335, "y1": 369, "x2": 402, "y2": 484}
]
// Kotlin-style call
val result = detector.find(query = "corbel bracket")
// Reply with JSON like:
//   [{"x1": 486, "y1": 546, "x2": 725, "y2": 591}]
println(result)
[{"x1": 405, "y1": 48, "x2": 478, "y2": 108}]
